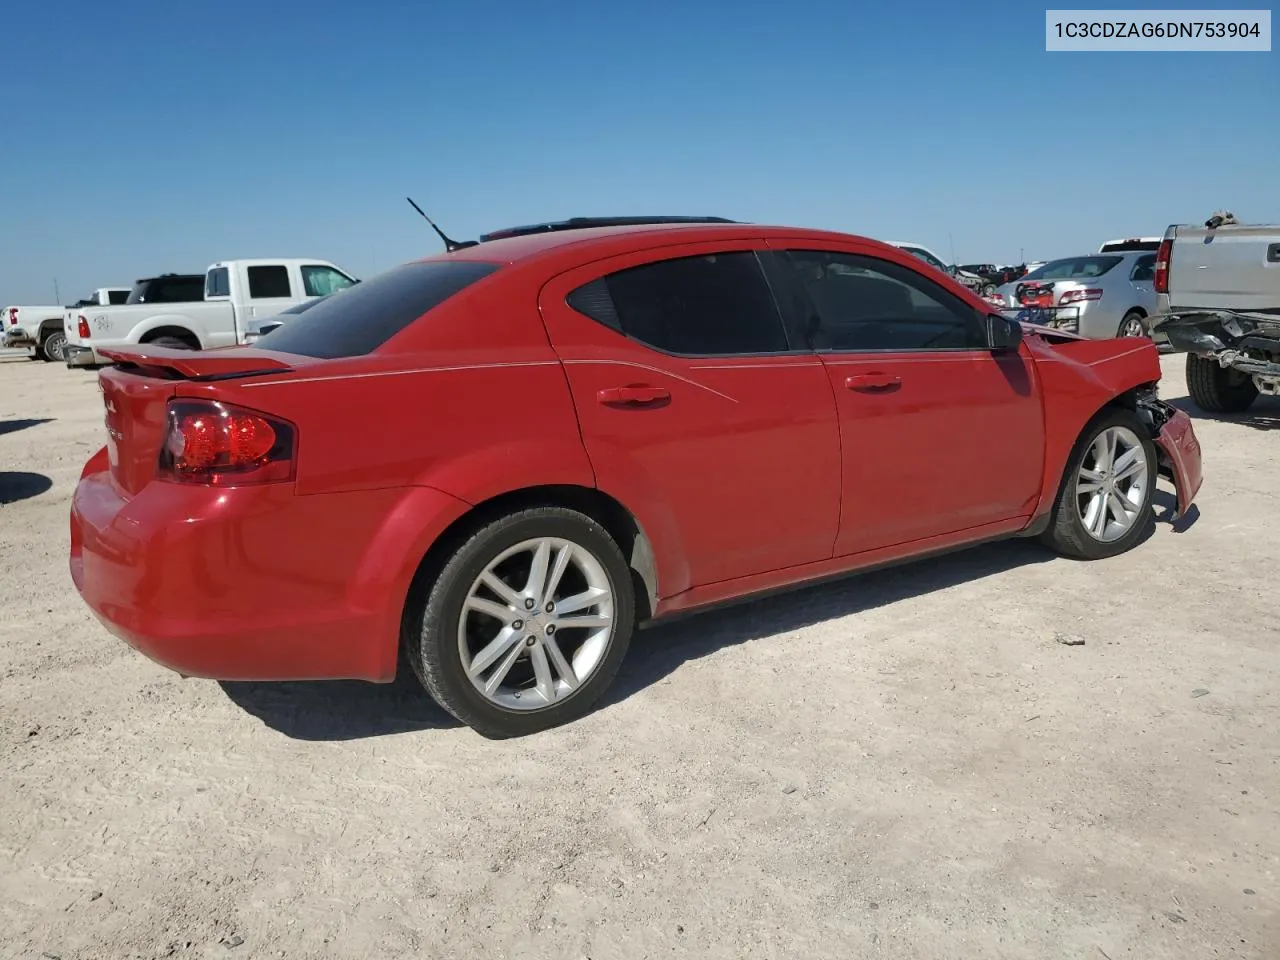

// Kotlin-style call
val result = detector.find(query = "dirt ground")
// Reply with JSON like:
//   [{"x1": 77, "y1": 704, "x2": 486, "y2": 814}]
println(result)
[{"x1": 1, "y1": 347, "x2": 1277, "y2": 960}]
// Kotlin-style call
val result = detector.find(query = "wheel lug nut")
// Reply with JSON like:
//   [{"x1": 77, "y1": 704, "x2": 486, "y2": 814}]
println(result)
[
  {"x1": 545, "y1": 602, "x2": 555, "y2": 613},
  {"x1": 511, "y1": 620, "x2": 523, "y2": 631},
  {"x1": 525, "y1": 636, "x2": 537, "y2": 647},
  {"x1": 545, "y1": 624, "x2": 556, "y2": 636},
  {"x1": 524, "y1": 598, "x2": 535, "y2": 610}
]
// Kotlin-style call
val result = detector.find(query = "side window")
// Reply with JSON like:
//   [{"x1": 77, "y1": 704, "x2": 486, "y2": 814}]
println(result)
[
  {"x1": 301, "y1": 265, "x2": 357, "y2": 297},
  {"x1": 107, "y1": 290, "x2": 130, "y2": 305},
  {"x1": 151, "y1": 277, "x2": 206, "y2": 303},
  {"x1": 565, "y1": 251, "x2": 789, "y2": 356},
  {"x1": 1130, "y1": 254, "x2": 1156, "y2": 282},
  {"x1": 782, "y1": 249, "x2": 985, "y2": 352},
  {"x1": 247, "y1": 265, "x2": 293, "y2": 299},
  {"x1": 206, "y1": 267, "x2": 230, "y2": 299}
]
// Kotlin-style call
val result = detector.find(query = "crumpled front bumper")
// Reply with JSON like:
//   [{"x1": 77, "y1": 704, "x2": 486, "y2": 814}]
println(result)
[{"x1": 1152, "y1": 406, "x2": 1203, "y2": 518}]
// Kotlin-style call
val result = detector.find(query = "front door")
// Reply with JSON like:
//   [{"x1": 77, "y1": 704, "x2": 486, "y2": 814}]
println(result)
[
  {"x1": 538, "y1": 242, "x2": 842, "y2": 596},
  {"x1": 768, "y1": 245, "x2": 1045, "y2": 557}
]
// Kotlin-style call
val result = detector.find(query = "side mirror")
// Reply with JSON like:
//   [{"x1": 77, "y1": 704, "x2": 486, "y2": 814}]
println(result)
[{"x1": 987, "y1": 313, "x2": 1023, "y2": 352}]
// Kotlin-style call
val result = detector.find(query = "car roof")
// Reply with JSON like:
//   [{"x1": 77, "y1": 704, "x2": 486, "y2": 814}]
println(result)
[
  {"x1": 477, "y1": 215, "x2": 736, "y2": 242},
  {"x1": 435, "y1": 221, "x2": 884, "y2": 265}
]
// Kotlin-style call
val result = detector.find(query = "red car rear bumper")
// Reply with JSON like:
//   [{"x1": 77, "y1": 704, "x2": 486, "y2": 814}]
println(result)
[
  {"x1": 69, "y1": 448, "x2": 469, "y2": 683},
  {"x1": 1153, "y1": 407, "x2": 1203, "y2": 518}
]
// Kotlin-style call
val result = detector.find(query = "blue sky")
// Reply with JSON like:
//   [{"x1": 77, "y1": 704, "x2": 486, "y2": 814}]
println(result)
[{"x1": 1, "y1": 0, "x2": 1275, "y2": 303}]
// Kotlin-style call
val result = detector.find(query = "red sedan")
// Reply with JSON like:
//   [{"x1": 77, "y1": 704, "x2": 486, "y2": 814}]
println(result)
[{"x1": 70, "y1": 219, "x2": 1204, "y2": 738}]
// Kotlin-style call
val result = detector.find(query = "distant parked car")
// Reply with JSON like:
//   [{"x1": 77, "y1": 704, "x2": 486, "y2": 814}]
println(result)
[
  {"x1": 4, "y1": 288, "x2": 129, "y2": 361},
  {"x1": 70, "y1": 217, "x2": 1202, "y2": 738},
  {"x1": 885, "y1": 242, "x2": 992, "y2": 295},
  {"x1": 962, "y1": 263, "x2": 1028, "y2": 287},
  {"x1": 63, "y1": 259, "x2": 358, "y2": 367},
  {"x1": 992, "y1": 251, "x2": 1158, "y2": 340}
]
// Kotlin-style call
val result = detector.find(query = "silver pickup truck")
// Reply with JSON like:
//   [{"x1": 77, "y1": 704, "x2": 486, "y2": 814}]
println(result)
[{"x1": 1151, "y1": 218, "x2": 1280, "y2": 413}]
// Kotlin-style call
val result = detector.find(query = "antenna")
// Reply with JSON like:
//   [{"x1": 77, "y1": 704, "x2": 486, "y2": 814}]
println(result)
[{"x1": 405, "y1": 197, "x2": 476, "y2": 252}]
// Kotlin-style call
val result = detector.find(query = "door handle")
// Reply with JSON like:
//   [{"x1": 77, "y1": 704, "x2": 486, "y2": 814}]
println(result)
[
  {"x1": 596, "y1": 384, "x2": 671, "y2": 406},
  {"x1": 844, "y1": 373, "x2": 901, "y2": 392}
]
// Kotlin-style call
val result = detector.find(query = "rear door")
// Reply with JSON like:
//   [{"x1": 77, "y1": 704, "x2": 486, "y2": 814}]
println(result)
[
  {"x1": 767, "y1": 243, "x2": 1045, "y2": 556},
  {"x1": 538, "y1": 241, "x2": 842, "y2": 594}
]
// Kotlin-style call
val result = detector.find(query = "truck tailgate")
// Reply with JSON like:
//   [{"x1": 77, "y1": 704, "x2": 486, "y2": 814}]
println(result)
[{"x1": 1170, "y1": 225, "x2": 1280, "y2": 312}]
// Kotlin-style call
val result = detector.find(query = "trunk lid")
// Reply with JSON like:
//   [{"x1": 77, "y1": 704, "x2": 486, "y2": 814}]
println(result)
[{"x1": 96, "y1": 346, "x2": 300, "y2": 496}]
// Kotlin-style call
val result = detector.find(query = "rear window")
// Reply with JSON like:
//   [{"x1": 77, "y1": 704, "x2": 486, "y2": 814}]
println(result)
[
  {"x1": 253, "y1": 259, "x2": 501, "y2": 359},
  {"x1": 1022, "y1": 256, "x2": 1123, "y2": 281},
  {"x1": 107, "y1": 289, "x2": 130, "y2": 305},
  {"x1": 126, "y1": 275, "x2": 206, "y2": 304},
  {"x1": 206, "y1": 268, "x2": 230, "y2": 299}
]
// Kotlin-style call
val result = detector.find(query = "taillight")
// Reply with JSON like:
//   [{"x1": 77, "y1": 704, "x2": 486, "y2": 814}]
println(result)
[
  {"x1": 1154, "y1": 239, "x2": 1172, "y2": 294},
  {"x1": 6, "y1": 308, "x2": 16, "y2": 326},
  {"x1": 1059, "y1": 288, "x2": 1103, "y2": 305},
  {"x1": 158, "y1": 399, "x2": 296, "y2": 485},
  {"x1": 77, "y1": 314, "x2": 91, "y2": 339}
]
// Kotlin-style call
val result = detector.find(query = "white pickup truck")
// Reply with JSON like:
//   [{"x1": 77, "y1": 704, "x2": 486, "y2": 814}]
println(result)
[
  {"x1": 4, "y1": 288, "x2": 130, "y2": 361},
  {"x1": 63, "y1": 258, "x2": 358, "y2": 368}
]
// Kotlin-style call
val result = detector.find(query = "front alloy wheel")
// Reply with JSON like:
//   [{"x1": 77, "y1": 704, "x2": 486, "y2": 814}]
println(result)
[
  {"x1": 407, "y1": 506, "x2": 635, "y2": 738},
  {"x1": 1041, "y1": 409, "x2": 1156, "y2": 560},
  {"x1": 1074, "y1": 425, "x2": 1149, "y2": 543}
]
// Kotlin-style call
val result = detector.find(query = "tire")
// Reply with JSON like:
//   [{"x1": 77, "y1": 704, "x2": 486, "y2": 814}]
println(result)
[
  {"x1": 147, "y1": 335, "x2": 197, "y2": 350},
  {"x1": 1117, "y1": 311, "x2": 1148, "y2": 338},
  {"x1": 1040, "y1": 408, "x2": 1157, "y2": 561},
  {"x1": 406, "y1": 506, "x2": 636, "y2": 738},
  {"x1": 38, "y1": 330, "x2": 67, "y2": 362},
  {"x1": 1185, "y1": 353, "x2": 1258, "y2": 413}
]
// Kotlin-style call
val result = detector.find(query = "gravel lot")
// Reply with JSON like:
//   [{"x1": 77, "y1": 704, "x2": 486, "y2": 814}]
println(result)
[{"x1": 2, "y1": 348, "x2": 1277, "y2": 960}]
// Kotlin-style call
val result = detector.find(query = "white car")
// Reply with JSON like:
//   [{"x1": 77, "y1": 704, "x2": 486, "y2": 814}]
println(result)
[
  {"x1": 883, "y1": 241, "x2": 991, "y2": 294},
  {"x1": 63, "y1": 258, "x2": 358, "y2": 367}
]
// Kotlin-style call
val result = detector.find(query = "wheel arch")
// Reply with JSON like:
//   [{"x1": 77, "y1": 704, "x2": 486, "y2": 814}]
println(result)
[
  {"x1": 1030, "y1": 382, "x2": 1162, "y2": 536},
  {"x1": 138, "y1": 324, "x2": 201, "y2": 348},
  {"x1": 396, "y1": 483, "x2": 660, "y2": 674},
  {"x1": 1029, "y1": 336, "x2": 1166, "y2": 526}
]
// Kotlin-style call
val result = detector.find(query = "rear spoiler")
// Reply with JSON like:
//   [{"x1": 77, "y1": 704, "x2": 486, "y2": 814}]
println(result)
[{"x1": 97, "y1": 345, "x2": 296, "y2": 381}]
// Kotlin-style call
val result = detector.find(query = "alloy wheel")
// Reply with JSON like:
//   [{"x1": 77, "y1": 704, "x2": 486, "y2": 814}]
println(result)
[
  {"x1": 1075, "y1": 425, "x2": 1149, "y2": 542},
  {"x1": 457, "y1": 537, "x2": 615, "y2": 711},
  {"x1": 1120, "y1": 315, "x2": 1146, "y2": 337}
]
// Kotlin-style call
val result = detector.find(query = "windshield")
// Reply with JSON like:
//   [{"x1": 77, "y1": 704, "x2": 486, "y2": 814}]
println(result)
[{"x1": 1021, "y1": 255, "x2": 1123, "y2": 282}]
